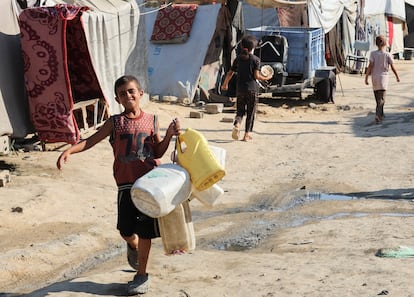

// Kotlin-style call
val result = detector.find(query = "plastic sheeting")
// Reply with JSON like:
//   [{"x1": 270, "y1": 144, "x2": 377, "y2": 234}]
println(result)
[
  {"x1": 242, "y1": 3, "x2": 279, "y2": 28},
  {"x1": 308, "y1": 0, "x2": 357, "y2": 34},
  {"x1": 0, "y1": 0, "x2": 33, "y2": 137},
  {"x1": 308, "y1": 0, "x2": 357, "y2": 60},
  {"x1": 145, "y1": 4, "x2": 222, "y2": 100},
  {"x1": 364, "y1": 0, "x2": 406, "y2": 21},
  {"x1": 364, "y1": 0, "x2": 406, "y2": 55},
  {"x1": 1, "y1": 0, "x2": 144, "y2": 140}
]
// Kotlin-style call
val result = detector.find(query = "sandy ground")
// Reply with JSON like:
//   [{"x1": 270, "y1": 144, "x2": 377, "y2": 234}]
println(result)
[{"x1": 1, "y1": 59, "x2": 414, "y2": 297}]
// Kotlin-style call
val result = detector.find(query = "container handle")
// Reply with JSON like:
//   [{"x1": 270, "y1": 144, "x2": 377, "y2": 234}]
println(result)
[{"x1": 175, "y1": 136, "x2": 184, "y2": 157}]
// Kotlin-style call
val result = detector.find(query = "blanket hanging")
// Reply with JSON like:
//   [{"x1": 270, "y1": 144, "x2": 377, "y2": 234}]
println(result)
[
  {"x1": 150, "y1": 4, "x2": 198, "y2": 44},
  {"x1": 19, "y1": 5, "x2": 104, "y2": 144}
]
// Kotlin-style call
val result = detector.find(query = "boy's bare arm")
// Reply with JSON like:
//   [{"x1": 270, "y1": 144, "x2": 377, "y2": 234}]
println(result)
[
  {"x1": 153, "y1": 119, "x2": 180, "y2": 159},
  {"x1": 56, "y1": 119, "x2": 113, "y2": 170}
]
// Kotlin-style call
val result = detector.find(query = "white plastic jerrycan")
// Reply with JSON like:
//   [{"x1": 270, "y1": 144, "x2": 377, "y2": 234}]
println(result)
[
  {"x1": 190, "y1": 183, "x2": 224, "y2": 208},
  {"x1": 131, "y1": 163, "x2": 191, "y2": 218}
]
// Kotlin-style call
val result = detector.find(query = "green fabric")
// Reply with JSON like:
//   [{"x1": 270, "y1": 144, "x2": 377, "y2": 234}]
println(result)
[{"x1": 376, "y1": 246, "x2": 414, "y2": 258}]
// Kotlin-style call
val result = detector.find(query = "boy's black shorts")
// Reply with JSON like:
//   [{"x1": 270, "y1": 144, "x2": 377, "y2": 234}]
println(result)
[{"x1": 117, "y1": 186, "x2": 160, "y2": 239}]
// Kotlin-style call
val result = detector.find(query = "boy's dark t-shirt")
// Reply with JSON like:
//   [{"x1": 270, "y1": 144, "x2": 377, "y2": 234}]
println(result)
[{"x1": 231, "y1": 53, "x2": 261, "y2": 93}]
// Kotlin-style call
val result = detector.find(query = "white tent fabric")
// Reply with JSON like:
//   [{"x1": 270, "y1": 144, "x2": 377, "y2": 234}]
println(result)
[
  {"x1": 364, "y1": 0, "x2": 406, "y2": 55},
  {"x1": 48, "y1": 0, "x2": 142, "y2": 115},
  {"x1": 407, "y1": 0, "x2": 414, "y2": 6},
  {"x1": 364, "y1": 0, "x2": 406, "y2": 21},
  {"x1": 308, "y1": 0, "x2": 357, "y2": 34},
  {"x1": 390, "y1": 19, "x2": 405, "y2": 53},
  {"x1": 144, "y1": 4, "x2": 222, "y2": 100},
  {"x1": 0, "y1": 0, "x2": 33, "y2": 137},
  {"x1": 308, "y1": 0, "x2": 356, "y2": 59}
]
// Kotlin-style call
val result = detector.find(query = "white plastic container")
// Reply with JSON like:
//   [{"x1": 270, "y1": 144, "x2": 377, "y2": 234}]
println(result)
[
  {"x1": 158, "y1": 200, "x2": 195, "y2": 254},
  {"x1": 208, "y1": 145, "x2": 226, "y2": 169},
  {"x1": 190, "y1": 183, "x2": 224, "y2": 208},
  {"x1": 131, "y1": 163, "x2": 191, "y2": 218}
]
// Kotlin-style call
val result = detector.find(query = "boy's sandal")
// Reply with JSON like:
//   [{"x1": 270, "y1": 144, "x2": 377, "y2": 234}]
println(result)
[
  {"x1": 232, "y1": 127, "x2": 240, "y2": 140},
  {"x1": 128, "y1": 273, "x2": 150, "y2": 295}
]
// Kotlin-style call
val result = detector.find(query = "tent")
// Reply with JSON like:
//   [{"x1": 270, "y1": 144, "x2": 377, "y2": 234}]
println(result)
[
  {"x1": 405, "y1": 0, "x2": 414, "y2": 48},
  {"x1": 364, "y1": 0, "x2": 407, "y2": 56},
  {"x1": 308, "y1": 0, "x2": 357, "y2": 70},
  {"x1": 1, "y1": 0, "x2": 146, "y2": 145},
  {"x1": 143, "y1": 1, "x2": 279, "y2": 102},
  {"x1": 144, "y1": 3, "x2": 231, "y2": 101},
  {"x1": 0, "y1": 0, "x2": 33, "y2": 138},
  {"x1": 237, "y1": 0, "x2": 357, "y2": 71},
  {"x1": 28, "y1": 0, "x2": 147, "y2": 116},
  {"x1": 241, "y1": 2, "x2": 279, "y2": 29}
]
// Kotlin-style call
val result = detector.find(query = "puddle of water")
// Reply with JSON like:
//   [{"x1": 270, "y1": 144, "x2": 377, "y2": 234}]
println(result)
[
  {"x1": 303, "y1": 191, "x2": 359, "y2": 201},
  {"x1": 214, "y1": 211, "x2": 414, "y2": 252},
  {"x1": 319, "y1": 193, "x2": 358, "y2": 200},
  {"x1": 279, "y1": 191, "x2": 359, "y2": 211},
  {"x1": 200, "y1": 190, "x2": 414, "y2": 252},
  {"x1": 382, "y1": 213, "x2": 414, "y2": 217}
]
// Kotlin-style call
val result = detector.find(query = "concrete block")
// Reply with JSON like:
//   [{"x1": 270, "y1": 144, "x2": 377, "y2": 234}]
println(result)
[
  {"x1": 190, "y1": 111, "x2": 203, "y2": 118},
  {"x1": 220, "y1": 117, "x2": 233, "y2": 123},
  {"x1": 162, "y1": 96, "x2": 178, "y2": 103},
  {"x1": 205, "y1": 103, "x2": 224, "y2": 114}
]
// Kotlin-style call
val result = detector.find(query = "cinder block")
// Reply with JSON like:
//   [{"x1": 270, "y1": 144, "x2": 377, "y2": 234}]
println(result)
[
  {"x1": 190, "y1": 111, "x2": 203, "y2": 118},
  {"x1": 204, "y1": 103, "x2": 224, "y2": 114},
  {"x1": 162, "y1": 96, "x2": 178, "y2": 103},
  {"x1": 220, "y1": 117, "x2": 233, "y2": 123}
]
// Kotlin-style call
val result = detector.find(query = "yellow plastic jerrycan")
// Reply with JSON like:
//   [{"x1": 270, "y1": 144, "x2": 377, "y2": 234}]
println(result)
[{"x1": 176, "y1": 128, "x2": 225, "y2": 191}]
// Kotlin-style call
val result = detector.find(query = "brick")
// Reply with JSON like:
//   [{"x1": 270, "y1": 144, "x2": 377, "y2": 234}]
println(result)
[
  {"x1": 204, "y1": 103, "x2": 224, "y2": 114},
  {"x1": 189, "y1": 111, "x2": 203, "y2": 118}
]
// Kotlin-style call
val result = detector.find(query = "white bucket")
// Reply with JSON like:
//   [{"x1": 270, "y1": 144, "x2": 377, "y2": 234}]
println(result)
[
  {"x1": 131, "y1": 163, "x2": 191, "y2": 218},
  {"x1": 190, "y1": 183, "x2": 224, "y2": 208},
  {"x1": 158, "y1": 200, "x2": 195, "y2": 254}
]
